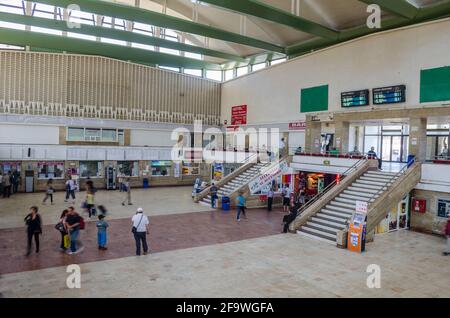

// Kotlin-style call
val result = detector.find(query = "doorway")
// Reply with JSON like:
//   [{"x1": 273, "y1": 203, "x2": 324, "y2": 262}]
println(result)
[{"x1": 381, "y1": 136, "x2": 403, "y2": 162}]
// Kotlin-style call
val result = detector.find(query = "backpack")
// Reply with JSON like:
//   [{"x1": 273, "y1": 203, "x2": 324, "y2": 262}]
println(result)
[{"x1": 79, "y1": 217, "x2": 86, "y2": 230}]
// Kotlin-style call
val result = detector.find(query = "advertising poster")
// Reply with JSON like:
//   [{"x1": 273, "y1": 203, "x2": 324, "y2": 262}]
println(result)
[{"x1": 231, "y1": 105, "x2": 247, "y2": 126}]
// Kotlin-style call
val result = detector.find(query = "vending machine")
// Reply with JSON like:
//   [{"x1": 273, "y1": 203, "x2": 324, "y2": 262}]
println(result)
[
  {"x1": 348, "y1": 201, "x2": 367, "y2": 253},
  {"x1": 105, "y1": 166, "x2": 116, "y2": 190}
]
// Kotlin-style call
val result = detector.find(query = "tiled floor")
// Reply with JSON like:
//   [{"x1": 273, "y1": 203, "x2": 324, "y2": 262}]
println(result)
[
  {"x1": 1, "y1": 230, "x2": 449, "y2": 298},
  {"x1": 0, "y1": 186, "x2": 212, "y2": 229},
  {"x1": 0, "y1": 208, "x2": 286, "y2": 275}
]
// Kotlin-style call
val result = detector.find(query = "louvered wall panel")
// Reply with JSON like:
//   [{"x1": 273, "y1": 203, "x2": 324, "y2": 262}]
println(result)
[{"x1": 0, "y1": 51, "x2": 221, "y2": 124}]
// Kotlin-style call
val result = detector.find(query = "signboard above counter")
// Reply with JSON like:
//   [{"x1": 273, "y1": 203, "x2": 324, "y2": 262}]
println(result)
[{"x1": 341, "y1": 89, "x2": 370, "y2": 107}]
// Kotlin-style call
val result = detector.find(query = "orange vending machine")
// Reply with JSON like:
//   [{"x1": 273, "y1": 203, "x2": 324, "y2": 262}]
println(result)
[{"x1": 347, "y1": 201, "x2": 367, "y2": 253}]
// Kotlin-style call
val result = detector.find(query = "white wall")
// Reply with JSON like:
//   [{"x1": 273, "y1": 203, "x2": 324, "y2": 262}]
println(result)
[
  {"x1": 221, "y1": 18, "x2": 450, "y2": 125},
  {"x1": 415, "y1": 163, "x2": 450, "y2": 193},
  {"x1": 0, "y1": 124, "x2": 59, "y2": 144},
  {"x1": 130, "y1": 129, "x2": 191, "y2": 147}
]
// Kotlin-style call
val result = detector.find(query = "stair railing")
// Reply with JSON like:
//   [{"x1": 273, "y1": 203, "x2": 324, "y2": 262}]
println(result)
[
  {"x1": 295, "y1": 156, "x2": 369, "y2": 218},
  {"x1": 194, "y1": 152, "x2": 258, "y2": 202},
  {"x1": 365, "y1": 157, "x2": 417, "y2": 208}
]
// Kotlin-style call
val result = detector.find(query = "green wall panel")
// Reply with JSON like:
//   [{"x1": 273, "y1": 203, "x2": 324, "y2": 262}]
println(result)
[
  {"x1": 300, "y1": 85, "x2": 329, "y2": 113},
  {"x1": 420, "y1": 66, "x2": 450, "y2": 103}
]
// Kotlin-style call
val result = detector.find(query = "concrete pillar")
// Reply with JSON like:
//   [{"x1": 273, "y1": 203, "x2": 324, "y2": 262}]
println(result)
[
  {"x1": 305, "y1": 118, "x2": 321, "y2": 153},
  {"x1": 335, "y1": 121, "x2": 350, "y2": 154},
  {"x1": 409, "y1": 117, "x2": 427, "y2": 162}
]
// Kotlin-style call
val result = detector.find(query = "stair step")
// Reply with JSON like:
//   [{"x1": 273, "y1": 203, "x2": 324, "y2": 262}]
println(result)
[
  {"x1": 334, "y1": 197, "x2": 358, "y2": 205},
  {"x1": 199, "y1": 201, "x2": 212, "y2": 207},
  {"x1": 314, "y1": 213, "x2": 348, "y2": 224},
  {"x1": 355, "y1": 179, "x2": 391, "y2": 187},
  {"x1": 364, "y1": 174, "x2": 396, "y2": 181},
  {"x1": 298, "y1": 227, "x2": 336, "y2": 242},
  {"x1": 328, "y1": 201, "x2": 355, "y2": 209},
  {"x1": 366, "y1": 171, "x2": 398, "y2": 177},
  {"x1": 347, "y1": 186, "x2": 380, "y2": 194},
  {"x1": 297, "y1": 230, "x2": 337, "y2": 244},
  {"x1": 321, "y1": 209, "x2": 353, "y2": 219},
  {"x1": 343, "y1": 190, "x2": 375, "y2": 198},
  {"x1": 304, "y1": 223, "x2": 340, "y2": 235},
  {"x1": 308, "y1": 219, "x2": 346, "y2": 230},
  {"x1": 324, "y1": 204, "x2": 355, "y2": 214}
]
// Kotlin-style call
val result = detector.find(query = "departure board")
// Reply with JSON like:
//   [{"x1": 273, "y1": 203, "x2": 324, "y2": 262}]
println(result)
[
  {"x1": 373, "y1": 85, "x2": 406, "y2": 105},
  {"x1": 341, "y1": 89, "x2": 370, "y2": 107}
]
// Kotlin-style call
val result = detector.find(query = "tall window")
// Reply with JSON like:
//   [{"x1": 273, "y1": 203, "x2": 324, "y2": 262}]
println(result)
[
  {"x1": 118, "y1": 161, "x2": 139, "y2": 177},
  {"x1": 206, "y1": 70, "x2": 222, "y2": 82},
  {"x1": 224, "y1": 69, "x2": 234, "y2": 81},
  {"x1": 80, "y1": 161, "x2": 103, "y2": 178},
  {"x1": 236, "y1": 66, "x2": 248, "y2": 77}
]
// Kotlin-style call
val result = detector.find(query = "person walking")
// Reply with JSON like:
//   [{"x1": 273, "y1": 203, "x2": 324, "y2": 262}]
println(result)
[
  {"x1": 282, "y1": 185, "x2": 291, "y2": 212},
  {"x1": 64, "y1": 206, "x2": 84, "y2": 254},
  {"x1": 117, "y1": 171, "x2": 125, "y2": 192},
  {"x1": 56, "y1": 209, "x2": 69, "y2": 252},
  {"x1": 65, "y1": 177, "x2": 76, "y2": 203},
  {"x1": 132, "y1": 207, "x2": 149, "y2": 256},
  {"x1": 85, "y1": 181, "x2": 96, "y2": 218},
  {"x1": 267, "y1": 187, "x2": 274, "y2": 212},
  {"x1": 42, "y1": 178, "x2": 54, "y2": 205},
  {"x1": 121, "y1": 178, "x2": 132, "y2": 206},
  {"x1": 0, "y1": 172, "x2": 3, "y2": 196},
  {"x1": 24, "y1": 206, "x2": 42, "y2": 256},
  {"x1": 236, "y1": 191, "x2": 247, "y2": 221},
  {"x1": 3, "y1": 172, "x2": 12, "y2": 198},
  {"x1": 210, "y1": 182, "x2": 218, "y2": 208},
  {"x1": 11, "y1": 169, "x2": 20, "y2": 194},
  {"x1": 96, "y1": 214, "x2": 109, "y2": 250},
  {"x1": 368, "y1": 146, "x2": 382, "y2": 170},
  {"x1": 444, "y1": 214, "x2": 450, "y2": 256}
]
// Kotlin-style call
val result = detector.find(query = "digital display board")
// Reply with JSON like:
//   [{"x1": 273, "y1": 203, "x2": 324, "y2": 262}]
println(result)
[
  {"x1": 341, "y1": 89, "x2": 370, "y2": 107},
  {"x1": 373, "y1": 85, "x2": 406, "y2": 105}
]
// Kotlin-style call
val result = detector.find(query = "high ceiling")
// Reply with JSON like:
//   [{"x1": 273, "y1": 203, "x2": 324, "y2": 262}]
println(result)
[{"x1": 0, "y1": 0, "x2": 449, "y2": 70}]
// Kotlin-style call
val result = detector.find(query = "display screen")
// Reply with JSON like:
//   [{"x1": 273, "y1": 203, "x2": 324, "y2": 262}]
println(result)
[
  {"x1": 341, "y1": 89, "x2": 369, "y2": 107},
  {"x1": 373, "y1": 85, "x2": 406, "y2": 105}
]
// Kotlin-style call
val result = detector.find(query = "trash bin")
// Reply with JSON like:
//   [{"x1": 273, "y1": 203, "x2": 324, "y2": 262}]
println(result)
[
  {"x1": 222, "y1": 196, "x2": 230, "y2": 211},
  {"x1": 407, "y1": 155, "x2": 416, "y2": 168},
  {"x1": 143, "y1": 178, "x2": 149, "y2": 188}
]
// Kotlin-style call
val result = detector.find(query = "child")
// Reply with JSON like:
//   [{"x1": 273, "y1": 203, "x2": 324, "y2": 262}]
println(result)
[{"x1": 96, "y1": 215, "x2": 109, "y2": 250}]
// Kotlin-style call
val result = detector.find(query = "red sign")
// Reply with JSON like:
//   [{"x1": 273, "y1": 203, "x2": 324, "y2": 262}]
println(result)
[
  {"x1": 231, "y1": 105, "x2": 247, "y2": 126},
  {"x1": 412, "y1": 198, "x2": 426, "y2": 213},
  {"x1": 226, "y1": 126, "x2": 240, "y2": 132},
  {"x1": 289, "y1": 122, "x2": 306, "y2": 131}
]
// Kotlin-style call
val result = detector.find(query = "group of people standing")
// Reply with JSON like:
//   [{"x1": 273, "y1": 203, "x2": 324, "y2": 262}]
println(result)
[{"x1": 0, "y1": 169, "x2": 20, "y2": 198}]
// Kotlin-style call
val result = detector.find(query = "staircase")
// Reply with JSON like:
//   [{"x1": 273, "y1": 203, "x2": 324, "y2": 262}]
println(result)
[
  {"x1": 297, "y1": 170, "x2": 400, "y2": 243},
  {"x1": 199, "y1": 161, "x2": 272, "y2": 207}
]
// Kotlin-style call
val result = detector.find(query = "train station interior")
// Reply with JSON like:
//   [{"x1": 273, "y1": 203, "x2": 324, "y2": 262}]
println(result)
[{"x1": 0, "y1": 0, "x2": 450, "y2": 298}]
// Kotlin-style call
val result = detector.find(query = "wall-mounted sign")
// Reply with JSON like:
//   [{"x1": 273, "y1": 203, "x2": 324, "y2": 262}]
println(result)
[
  {"x1": 373, "y1": 85, "x2": 406, "y2": 105},
  {"x1": 341, "y1": 89, "x2": 370, "y2": 107},
  {"x1": 356, "y1": 201, "x2": 368, "y2": 214},
  {"x1": 412, "y1": 198, "x2": 426, "y2": 213},
  {"x1": 288, "y1": 122, "x2": 306, "y2": 131},
  {"x1": 231, "y1": 105, "x2": 247, "y2": 125}
]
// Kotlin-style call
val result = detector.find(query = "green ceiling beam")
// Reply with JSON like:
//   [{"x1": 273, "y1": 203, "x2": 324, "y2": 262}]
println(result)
[
  {"x1": 0, "y1": 27, "x2": 223, "y2": 70},
  {"x1": 287, "y1": 1, "x2": 450, "y2": 57},
  {"x1": 32, "y1": 0, "x2": 285, "y2": 53},
  {"x1": 358, "y1": 0, "x2": 419, "y2": 19},
  {"x1": 0, "y1": 12, "x2": 245, "y2": 62},
  {"x1": 198, "y1": 0, "x2": 339, "y2": 40}
]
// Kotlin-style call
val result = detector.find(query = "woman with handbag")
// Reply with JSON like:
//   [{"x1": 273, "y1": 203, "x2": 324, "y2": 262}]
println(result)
[
  {"x1": 24, "y1": 206, "x2": 42, "y2": 256},
  {"x1": 55, "y1": 209, "x2": 69, "y2": 252}
]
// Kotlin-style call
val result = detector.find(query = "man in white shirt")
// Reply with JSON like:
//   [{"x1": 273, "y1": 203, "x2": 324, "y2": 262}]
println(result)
[
  {"x1": 279, "y1": 138, "x2": 286, "y2": 158},
  {"x1": 132, "y1": 207, "x2": 150, "y2": 256},
  {"x1": 282, "y1": 185, "x2": 291, "y2": 212},
  {"x1": 64, "y1": 178, "x2": 76, "y2": 203}
]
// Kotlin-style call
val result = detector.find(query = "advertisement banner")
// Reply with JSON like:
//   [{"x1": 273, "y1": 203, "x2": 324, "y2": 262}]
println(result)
[
  {"x1": 288, "y1": 122, "x2": 306, "y2": 131},
  {"x1": 248, "y1": 160, "x2": 289, "y2": 194},
  {"x1": 231, "y1": 105, "x2": 247, "y2": 126}
]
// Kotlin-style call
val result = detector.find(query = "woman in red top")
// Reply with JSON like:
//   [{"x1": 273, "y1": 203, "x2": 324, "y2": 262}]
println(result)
[{"x1": 444, "y1": 214, "x2": 450, "y2": 256}]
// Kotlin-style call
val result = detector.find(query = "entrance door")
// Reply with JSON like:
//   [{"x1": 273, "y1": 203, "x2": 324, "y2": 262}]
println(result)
[{"x1": 381, "y1": 136, "x2": 403, "y2": 162}]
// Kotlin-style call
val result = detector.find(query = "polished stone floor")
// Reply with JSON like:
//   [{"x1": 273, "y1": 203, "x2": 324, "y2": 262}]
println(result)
[
  {"x1": 1, "y1": 187, "x2": 449, "y2": 298},
  {"x1": 0, "y1": 230, "x2": 449, "y2": 298}
]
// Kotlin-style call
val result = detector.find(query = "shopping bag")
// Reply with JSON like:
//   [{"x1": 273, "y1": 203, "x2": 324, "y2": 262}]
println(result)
[{"x1": 64, "y1": 234, "x2": 70, "y2": 249}]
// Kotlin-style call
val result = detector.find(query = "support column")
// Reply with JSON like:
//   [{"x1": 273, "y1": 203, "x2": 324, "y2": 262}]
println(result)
[
  {"x1": 409, "y1": 117, "x2": 427, "y2": 162},
  {"x1": 335, "y1": 121, "x2": 350, "y2": 154},
  {"x1": 305, "y1": 117, "x2": 321, "y2": 153}
]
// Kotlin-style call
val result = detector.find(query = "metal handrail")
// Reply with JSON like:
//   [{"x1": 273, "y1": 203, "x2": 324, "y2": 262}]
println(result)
[
  {"x1": 294, "y1": 156, "x2": 369, "y2": 217},
  {"x1": 366, "y1": 157, "x2": 416, "y2": 207}
]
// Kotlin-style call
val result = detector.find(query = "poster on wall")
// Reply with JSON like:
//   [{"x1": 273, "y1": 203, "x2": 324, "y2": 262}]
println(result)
[
  {"x1": 174, "y1": 162, "x2": 181, "y2": 178},
  {"x1": 231, "y1": 105, "x2": 247, "y2": 126}
]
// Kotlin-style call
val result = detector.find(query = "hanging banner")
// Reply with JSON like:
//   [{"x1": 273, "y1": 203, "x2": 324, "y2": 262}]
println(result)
[
  {"x1": 231, "y1": 105, "x2": 247, "y2": 125},
  {"x1": 248, "y1": 160, "x2": 289, "y2": 194},
  {"x1": 174, "y1": 162, "x2": 181, "y2": 178}
]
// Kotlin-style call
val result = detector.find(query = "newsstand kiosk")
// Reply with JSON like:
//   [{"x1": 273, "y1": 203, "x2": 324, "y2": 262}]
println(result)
[{"x1": 347, "y1": 201, "x2": 367, "y2": 253}]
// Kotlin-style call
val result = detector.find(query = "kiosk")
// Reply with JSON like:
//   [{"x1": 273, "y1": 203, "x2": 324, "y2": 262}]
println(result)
[
  {"x1": 348, "y1": 201, "x2": 367, "y2": 253},
  {"x1": 105, "y1": 166, "x2": 117, "y2": 190}
]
